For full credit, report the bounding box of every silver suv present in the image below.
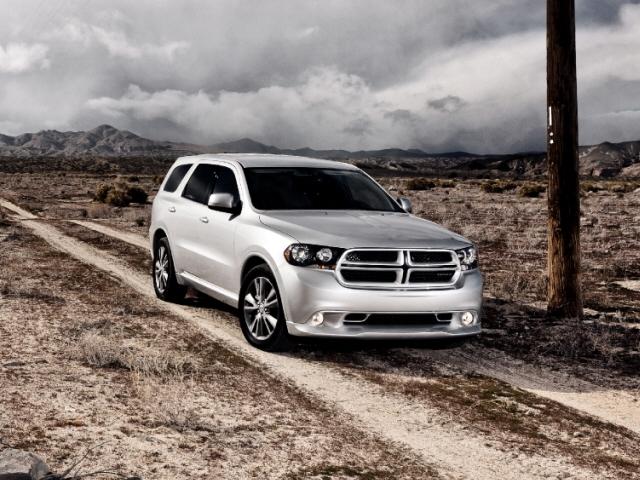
[150,154,482,350]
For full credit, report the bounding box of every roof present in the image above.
[174,153,358,170]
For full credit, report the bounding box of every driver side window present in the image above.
[212,166,240,201]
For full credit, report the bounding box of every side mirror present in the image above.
[397,197,412,213]
[208,193,241,214]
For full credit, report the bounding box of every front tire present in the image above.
[239,265,291,351]
[153,237,186,302]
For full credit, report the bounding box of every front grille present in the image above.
[409,270,456,283]
[345,250,400,264]
[341,269,399,283]
[337,248,459,288]
[409,251,454,264]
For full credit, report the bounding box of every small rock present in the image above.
[0,448,50,480]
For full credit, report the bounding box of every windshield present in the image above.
[244,167,403,212]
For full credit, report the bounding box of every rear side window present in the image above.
[163,164,192,192]
[182,164,217,204]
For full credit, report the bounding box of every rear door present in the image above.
[174,163,217,276]
[155,162,194,268]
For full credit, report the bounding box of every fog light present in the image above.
[461,311,475,326]
[309,312,324,326]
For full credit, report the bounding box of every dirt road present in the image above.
[3,198,639,479]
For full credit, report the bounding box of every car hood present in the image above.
[259,211,471,250]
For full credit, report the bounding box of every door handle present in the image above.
[168,206,176,213]
[199,216,209,223]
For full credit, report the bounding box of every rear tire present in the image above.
[239,264,291,351]
[153,237,186,302]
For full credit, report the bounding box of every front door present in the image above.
[197,165,241,296]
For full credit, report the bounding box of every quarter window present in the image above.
[162,164,192,192]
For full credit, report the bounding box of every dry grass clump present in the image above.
[488,269,548,302]
[537,321,621,365]
[434,179,456,188]
[517,183,546,198]
[134,378,209,432]
[94,182,148,207]
[81,204,111,218]
[581,180,640,195]
[74,332,197,378]
[121,209,151,228]
[481,180,517,194]
[606,181,640,193]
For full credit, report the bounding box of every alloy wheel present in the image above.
[243,276,280,340]
[154,245,169,294]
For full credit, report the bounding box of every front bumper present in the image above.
[275,263,483,339]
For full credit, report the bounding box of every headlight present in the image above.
[284,244,344,269]
[456,246,478,271]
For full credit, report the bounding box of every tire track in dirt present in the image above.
[64,217,640,437]
[1,200,599,480]
[70,220,149,250]
[417,346,640,436]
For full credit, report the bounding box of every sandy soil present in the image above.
[54,213,640,437]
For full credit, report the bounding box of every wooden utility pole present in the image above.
[546,0,583,319]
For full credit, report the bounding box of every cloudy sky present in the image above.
[1,0,639,153]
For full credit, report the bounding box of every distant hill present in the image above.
[0,124,639,177]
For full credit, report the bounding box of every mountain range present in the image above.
[1,124,639,177]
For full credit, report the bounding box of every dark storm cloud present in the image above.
[427,96,467,113]
[0,0,639,152]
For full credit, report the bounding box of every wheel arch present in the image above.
[152,227,168,252]
[241,254,272,282]
[239,254,277,306]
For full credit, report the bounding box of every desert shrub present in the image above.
[481,180,517,194]
[127,175,140,182]
[126,185,148,204]
[518,183,546,198]
[93,182,148,207]
[134,216,145,227]
[407,178,435,190]
[94,183,112,202]
[105,187,131,207]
